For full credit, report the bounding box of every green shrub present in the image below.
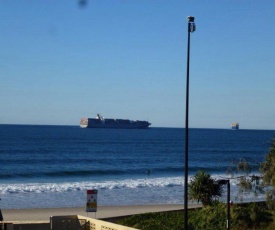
[117,202,273,230]
[189,202,227,230]
[117,211,185,230]
[232,202,273,229]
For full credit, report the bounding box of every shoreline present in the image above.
[2,204,202,222]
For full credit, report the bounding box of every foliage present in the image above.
[188,202,227,230]
[117,211,185,230]
[226,138,275,204]
[236,158,251,174]
[232,202,273,229]
[227,158,251,177]
[227,158,263,201]
[260,137,275,210]
[266,190,275,210]
[117,202,274,230]
[188,170,223,206]
[260,138,275,186]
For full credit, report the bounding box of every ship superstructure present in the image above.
[231,122,239,130]
[80,114,151,129]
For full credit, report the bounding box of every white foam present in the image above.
[0,175,267,204]
[0,177,184,194]
[0,175,268,209]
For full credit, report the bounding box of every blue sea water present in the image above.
[0,125,274,209]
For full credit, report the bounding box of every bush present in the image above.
[188,202,227,230]
[117,211,185,230]
[232,202,273,229]
[117,202,273,230]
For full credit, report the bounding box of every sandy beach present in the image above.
[2,204,202,222]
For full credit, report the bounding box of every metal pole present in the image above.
[0,198,3,222]
[184,16,195,230]
[227,181,230,230]
[184,20,191,230]
[216,179,230,230]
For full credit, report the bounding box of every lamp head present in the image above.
[187,16,195,22]
[215,179,229,185]
[187,16,196,32]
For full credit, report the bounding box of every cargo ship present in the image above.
[80,114,151,129]
[231,122,239,130]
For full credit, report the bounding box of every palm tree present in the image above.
[188,170,223,206]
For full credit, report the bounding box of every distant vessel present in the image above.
[231,123,239,130]
[80,114,151,129]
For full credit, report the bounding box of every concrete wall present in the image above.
[1,214,138,230]
[1,222,49,230]
[13,223,49,230]
[50,215,138,230]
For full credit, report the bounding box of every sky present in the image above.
[0,0,275,129]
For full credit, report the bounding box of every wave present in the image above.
[0,173,262,195]
[0,169,130,179]
[0,177,184,194]
[0,163,259,180]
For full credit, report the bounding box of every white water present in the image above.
[0,175,266,209]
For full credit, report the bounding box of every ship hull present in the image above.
[80,117,151,129]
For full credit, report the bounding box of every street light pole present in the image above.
[184,16,195,230]
[215,179,231,230]
[227,180,231,230]
[0,198,3,222]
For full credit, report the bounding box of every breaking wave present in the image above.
[0,176,184,194]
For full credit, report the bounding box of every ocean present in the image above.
[0,125,274,209]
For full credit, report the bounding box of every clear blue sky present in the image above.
[1,0,275,129]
